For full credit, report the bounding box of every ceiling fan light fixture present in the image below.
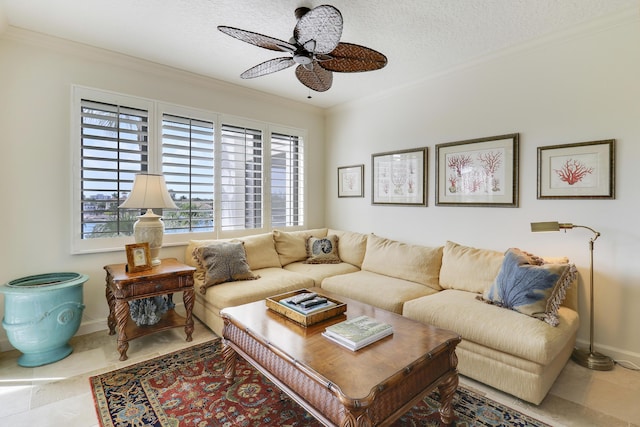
[293,53,313,65]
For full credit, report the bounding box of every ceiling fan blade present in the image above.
[295,61,333,92]
[218,26,295,53]
[240,58,295,79]
[320,42,388,73]
[294,5,343,54]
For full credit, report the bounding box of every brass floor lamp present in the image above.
[531,221,614,371]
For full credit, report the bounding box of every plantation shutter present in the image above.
[80,99,148,239]
[161,114,215,233]
[220,124,263,230]
[271,132,304,227]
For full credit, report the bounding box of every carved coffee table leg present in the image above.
[183,288,194,342]
[114,299,130,361]
[339,408,372,427]
[223,342,237,385]
[438,372,459,425]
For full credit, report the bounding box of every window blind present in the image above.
[161,114,215,233]
[220,124,263,230]
[271,132,304,227]
[80,99,148,239]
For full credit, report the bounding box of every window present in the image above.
[271,132,304,227]
[220,124,263,230]
[161,114,215,234]
[72,87,306,253]
[79,99,149,240]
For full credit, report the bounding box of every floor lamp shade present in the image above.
[119,174,178,266]
[530,221,614,371]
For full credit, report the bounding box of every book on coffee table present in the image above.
[323,315,393,351]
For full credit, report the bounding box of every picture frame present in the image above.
[436,133,519,207]
[537,139,615,199]
[337,164,364,198]
[372,147,427,206]
[125,242,152,273]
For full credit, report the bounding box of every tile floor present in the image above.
[0,317,638,427]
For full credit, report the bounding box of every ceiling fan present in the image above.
[218,4,387,93]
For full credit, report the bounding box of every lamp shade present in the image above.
[119,174,178,210]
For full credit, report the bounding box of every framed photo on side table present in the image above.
[537,139,615,199]
[436,133,519,207]
[337,164,364,197]
[125,242,152,273]
[372,147,427,206]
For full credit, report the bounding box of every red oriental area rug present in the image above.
[90,339,550,427]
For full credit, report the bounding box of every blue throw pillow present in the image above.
[481,248,576,326]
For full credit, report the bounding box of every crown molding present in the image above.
[2,26,323,115]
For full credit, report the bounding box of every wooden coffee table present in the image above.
[221,289,461,426]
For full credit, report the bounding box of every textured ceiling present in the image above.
[1,0,638,108]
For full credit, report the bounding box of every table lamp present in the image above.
[530,221,614,370]
[119,174,178,266]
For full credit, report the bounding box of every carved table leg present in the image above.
[106,281,116,335]
[339,408,372,427]
[438,372,459,425]
[222,341,237,385]
[183,288,194,342]
[114,299,130,361]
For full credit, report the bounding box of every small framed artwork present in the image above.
[537,139,615,199]
[436,133,519,207]
[372,147,427,206]
[338,164,364,197]
[125,242,152,273]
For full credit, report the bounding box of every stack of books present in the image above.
[322,315,393,351]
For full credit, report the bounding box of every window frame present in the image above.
[71,86,307,254]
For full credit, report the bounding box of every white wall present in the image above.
[0,29,326,349]
[325,11,640,365]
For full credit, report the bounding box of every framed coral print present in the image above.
[537,139,615,199]
[338,164,364,197]
[125,242,152,273]
[372,147,427,206]
[436,133,519,207]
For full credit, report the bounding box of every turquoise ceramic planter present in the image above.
[1,272,87,367]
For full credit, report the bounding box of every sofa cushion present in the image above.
[305,235,341,264]
[360,234,443,291]
[273,228,328,266]
[481,248,577,326]
[402,289,579,365]
[284,261,359,286]
[193,241,259,293]
[198,267,314,310]
[240,232,281,269]
[321,270,439,314]
[439,241,504,293]
[327,229,368,268]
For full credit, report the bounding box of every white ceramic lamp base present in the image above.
[133,209,165,266]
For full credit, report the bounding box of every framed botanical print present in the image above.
[537,139,615,199]
[436,133,519,207]
[338,164,364,197]
[372,147,427,206]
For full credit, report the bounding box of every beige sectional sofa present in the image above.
[184,228,579,405]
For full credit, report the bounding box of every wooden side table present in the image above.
[104,258,196,361]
